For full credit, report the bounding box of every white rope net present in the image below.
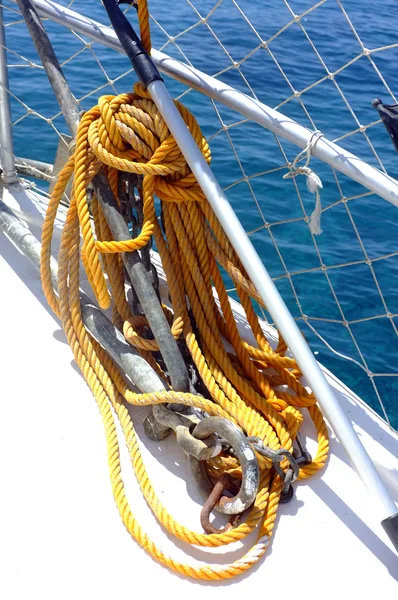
[1,0,397,429]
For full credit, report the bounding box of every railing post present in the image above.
[0,4,17,184]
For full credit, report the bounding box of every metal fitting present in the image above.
[145,404,222,461]
[249,436,301,503]
[294,431,312,465]
[200,473,241,534]
[190,417,260,515]
[146,409,260,515]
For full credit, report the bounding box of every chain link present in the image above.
[248,436,302,503]
[118,172,160,315]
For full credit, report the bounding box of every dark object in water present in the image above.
[372,98,398,154]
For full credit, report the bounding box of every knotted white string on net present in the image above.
[283,130,324,235]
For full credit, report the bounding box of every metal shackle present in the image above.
[191,417,260,515]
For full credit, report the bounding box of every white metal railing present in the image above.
[0,3,16,182]
[10,0,398,207]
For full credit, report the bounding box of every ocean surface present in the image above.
[4,0,398,427]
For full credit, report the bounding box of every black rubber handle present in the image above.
[381,512,398,553]
[102,0,163,87]
[372,98,398,154]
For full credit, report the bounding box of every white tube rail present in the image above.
[0,4,16,183]
[12,0,398,207]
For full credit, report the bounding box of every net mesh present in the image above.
[1,0,398,429]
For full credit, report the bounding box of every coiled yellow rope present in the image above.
[40,0,329,580]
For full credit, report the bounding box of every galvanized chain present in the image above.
[248,434,311,503]
[118,171,160,315]
[248,437,296,501]
[118,173,207,396]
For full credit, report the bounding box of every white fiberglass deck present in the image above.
[0,183,397,597]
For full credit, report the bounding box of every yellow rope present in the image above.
[40,0,329,580]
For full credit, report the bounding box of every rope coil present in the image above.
[40,0,329,580]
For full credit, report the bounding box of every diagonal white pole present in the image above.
[148,79,397,521]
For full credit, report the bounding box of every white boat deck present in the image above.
[1,183,397,598]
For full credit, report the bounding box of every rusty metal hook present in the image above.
[200,473,241,534]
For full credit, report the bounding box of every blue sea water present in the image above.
[3,0,398,426]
